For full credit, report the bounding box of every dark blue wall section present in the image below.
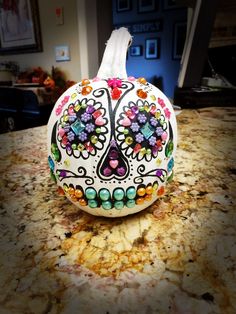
[112,0,187,99]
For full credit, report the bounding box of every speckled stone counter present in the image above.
[0,107,236,314]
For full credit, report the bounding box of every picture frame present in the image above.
[172,22,187,60]
[55,45,70,62]
[145,38,160,59]
[163,0,183,10]
[137,0,158,13]
[0,0,42,55]
[130,45,143,56]
[116,0,132,12]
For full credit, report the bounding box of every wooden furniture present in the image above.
[0,86,53,133]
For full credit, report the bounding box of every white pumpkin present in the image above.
[47,28,177,217]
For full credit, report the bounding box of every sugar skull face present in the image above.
[47,77,177,217]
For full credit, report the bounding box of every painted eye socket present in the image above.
[57,98,108,159]
[116,99,168,161]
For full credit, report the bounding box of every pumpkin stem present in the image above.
[97,27,132,79]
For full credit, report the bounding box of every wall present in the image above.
[0,0,81,81]
[112,0,187,98]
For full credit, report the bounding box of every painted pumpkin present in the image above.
[47,28,177,217]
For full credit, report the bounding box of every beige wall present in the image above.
[0,0,82,81]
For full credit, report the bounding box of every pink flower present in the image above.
[56,95,70,115]
[128,76,136,81]
[62,95,70,105]
[92,77,101,82]
[108,78,122,89]
[56,105,62,115]
[158,97,165,108]
[164,108,171,119]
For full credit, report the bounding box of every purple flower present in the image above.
[63,123,70,133]
[135,133,144,143]
[130,122,140,132]
[81,112,91,122]
[78,132,87,142]
[85,123,95,133]
[68,114,77,123]
[149,136,156,146]
[150,117,158,127]
[137,113,147,124]
[156,127,163,136]
[67,131,75,142]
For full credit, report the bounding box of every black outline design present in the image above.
[97,143,130,181]
[165,121,174,157]
[57,97,108,159]
[94,80,135,181]
[134,165,167,184]
[51,121,62,162]
[116,99,168,161]
[51,79,175,191]
[56,167,94,185]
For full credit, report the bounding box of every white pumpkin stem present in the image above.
[97,27,132,79]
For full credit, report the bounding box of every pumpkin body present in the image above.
[47,28,177,217]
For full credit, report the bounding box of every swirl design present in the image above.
[134,165,167,184]
[56,166,94,185]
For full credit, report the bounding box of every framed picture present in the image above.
[116,0,132,12]
[130,45,142,56]
[55,45,70,62]
[172,22,187,59]
[138,0,158,13]
[0,0,42,55]
[145,38,160,59]
[163,0,184,10]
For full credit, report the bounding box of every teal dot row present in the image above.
[85,187,137,210]
[88,199,136,210]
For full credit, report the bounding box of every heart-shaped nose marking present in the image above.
[109,160,118,169]
[97,140,129,181]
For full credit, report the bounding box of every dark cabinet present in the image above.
[0,87,52,133]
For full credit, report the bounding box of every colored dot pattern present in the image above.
[62,182,163,210]
[50,77,176,215]
[57,85,108,159]
[117,99,168,161]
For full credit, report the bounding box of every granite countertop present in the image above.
[0,107,236,314]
